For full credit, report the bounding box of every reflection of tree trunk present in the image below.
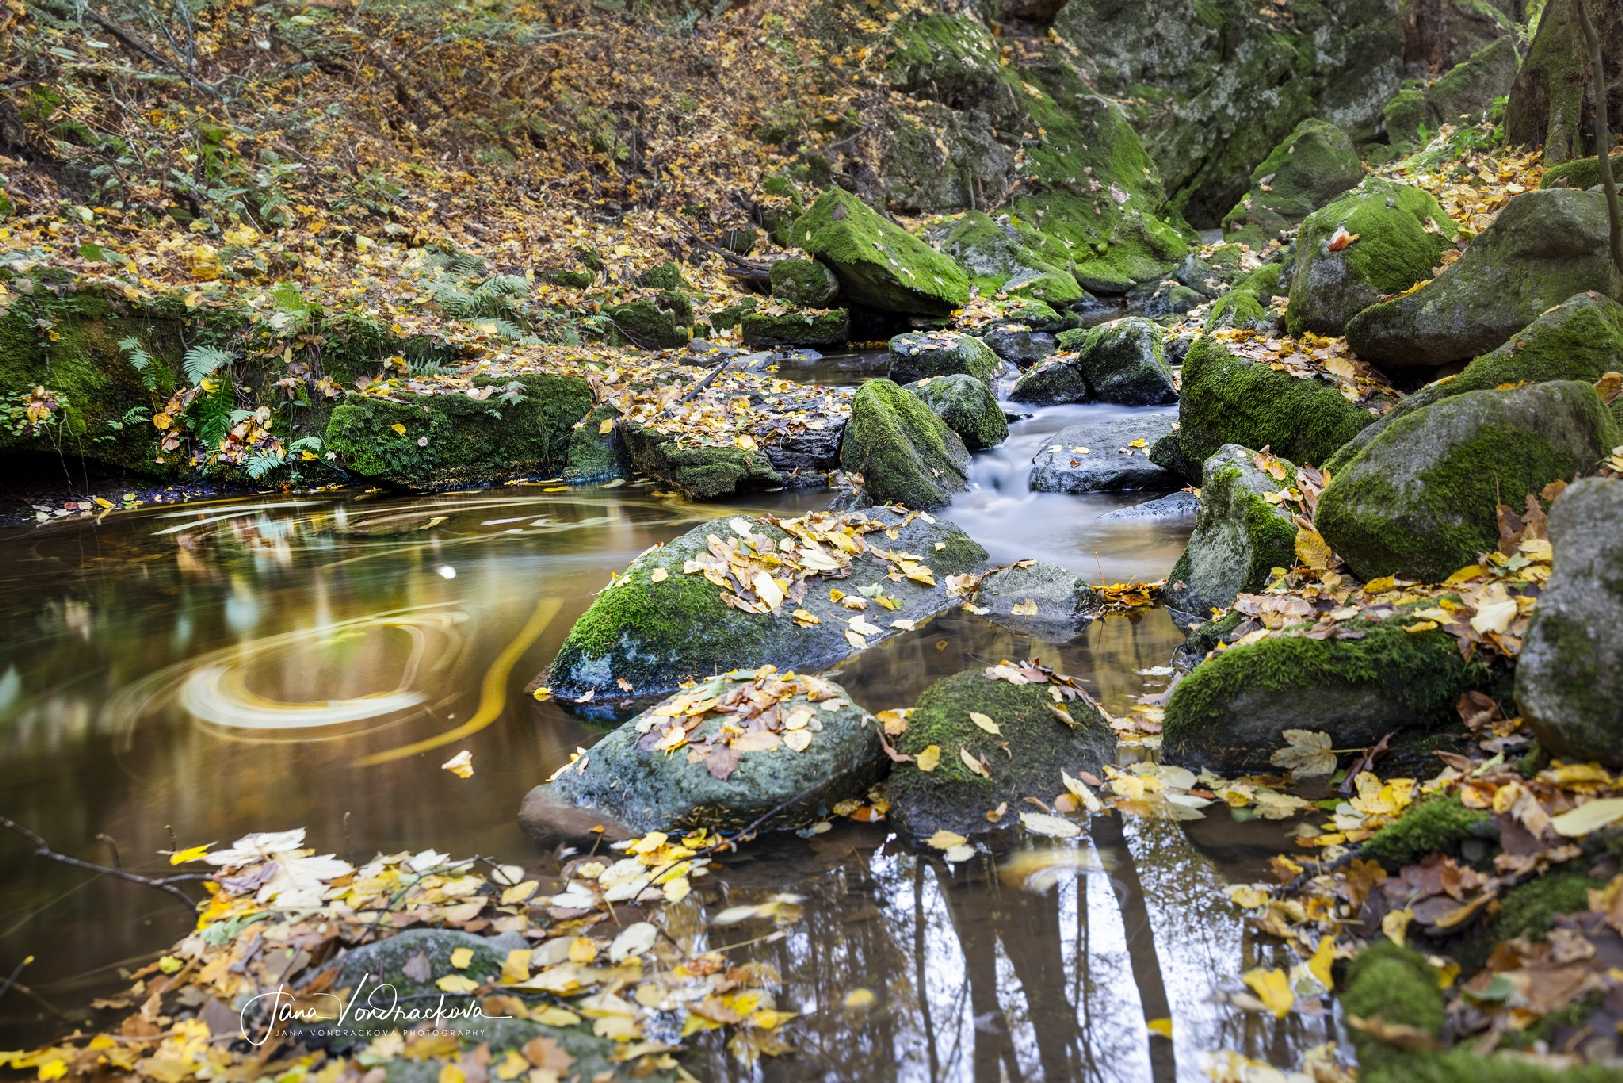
[1093,814,1177,1083]
[913,858,940,1081]
[940,863,1019,1081]
[994,877,1079,1082]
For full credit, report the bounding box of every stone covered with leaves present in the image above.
[1164,445,1298,620]
[841,379,971,509]
[887,330,1000,385]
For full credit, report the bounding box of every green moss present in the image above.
[706,297,758,332]
[621,428,782,499]
[840,379,968,509]
[564,403,625,484]
[1220,117,1364,240]
[885,13,1000,101]
[1492,870,1602,943]
[635,260,689,291]
[606,293,691,349]
[929,211,1085,305]
[1362,795,1491,868]
[792,188,969,315]
[740,308,848,347]
[888,331,1000,384]
[1341,941,1444,1073]
[906,374,1008,450]
[768,258,839,307]
[1383,85,1431,147]
[1364,1049,1623,1083]
[1177,336,1374,466]
[1202,287,1271,331]
[1540,151,1623,190]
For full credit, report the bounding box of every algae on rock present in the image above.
[840,379,971,509]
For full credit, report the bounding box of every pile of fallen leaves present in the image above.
[632,666,853,774]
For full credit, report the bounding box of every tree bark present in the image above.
[1573,0,1623,279]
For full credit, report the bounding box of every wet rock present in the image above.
[1284,179,1456,336]
[1163,445,1298,620]
[1007,350,1090,405]
[521,671,884,840]
[1149,429,1201,484]
[1162,614,1492,774]
[905,373,1008,450]
[619,424,782,500]
[1221,118,1366,245]
[1346,189,1623,369]
[1028,408,1180,494]
[324,374,594,489]
[1316,381,1619,582]
[740,308,849,348]
[1175,244,1246,297]
[1517,479,1623,767]
[761,425,846,482]
[1098,490,1200,524]
[790,188,970,316]
[971,560,1095,640]
[1174,336,1374,468]
[887,330,1000,384]
[540,507,988,706]
[981,322,1058,367]
[1124,279,1202,318]
[564,403,629,484]
[842,379,971,509]
[1326,291,1623,473]
[1054,317,1176,405]
[768,258,839,307]
[887,668,1115,840]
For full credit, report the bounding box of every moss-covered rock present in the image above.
[1162,615,1491,774]
[981,321,1059,367]
[1029,408,1181,494]
[885,12,1002,104]
[1202,287,1273,332]
[740,308,849,348]
[791,188,970,316]
[1051,317,1176,405]
[1346,189,1623,369]
[619,424,782,500]
[905,373,1008,450]
[1007,351,1090,405]
[1382,84,1432,147]
[1492,868,1604,943]
[1426,37,1520,125]
[323,374,593,489]
[1362,794,1493,869]
[887,669,1115,839]
[606,292,692,349]
[840,379,971,509]
[887,330,1000,384]
[1316,381,1618,582]
[705,296,758,333]
[1220,118,1365,244]
[768,258,839,307]
[1284,179,1456,335]
[1174,336,1375,467]
[926,211,1085,306]
[1540,151,1623,191]
[635,259,690,291]
[564,403,627,484]
[540,508,988,705]
[1163,445,1298,619]
[1517,478,1623,766]
[1341,941,1445,1075]
[1326,291,1623,472]
[522,671,884,838]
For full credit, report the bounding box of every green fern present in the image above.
[118,336,159,391]
[246,451,284,480]
[183,344,234,385]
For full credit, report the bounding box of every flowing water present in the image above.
[0,403,1324,1079]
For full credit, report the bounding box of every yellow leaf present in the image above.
[157,955,183,974]
[968,711,1001,735]
[390,423,407,436]
[441,750,474,779]
[436,974,479,994]
[1382,909,1413,947]
[1146,1017,1174,1038]
[1226,885,1269,909]
[1307,936,1335,991]
[500,949,532,984]
[168,843,211,865]
[568,937,598,963]
[500,880,538,906]
[1551,798,1623,837]
[926,829,968,850]
[1294,528,1333,571]
[844,988,876,1010]
[649,567,669,584]
[1242,967,1294,1017]
[960,747,990,778]
[916,744,941,772]
[598,417,615,434]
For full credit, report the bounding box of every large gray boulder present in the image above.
[1028,408,1180,494]
[1316,381,1620,582]
[1163,445,1298,620]
[1346,189,1623,369]
[905,373,1009,450]
[841,379,972,509]
[521,671,885,839]
[888,330,1001,384]
[540,507,989,706]
[1517,479,1623,767]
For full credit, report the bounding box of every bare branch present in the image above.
[0,816,205,909]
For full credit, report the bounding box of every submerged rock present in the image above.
[740,308,849,348]
[1346,189,1623,368]
[841,379,971,509]
[1028,408,1179,494]
[1163,445,1298,620]
[541,507,988,706]
[1326,291,1623,473]
[1284,179,1455,336]
[768,258,840,307]
[324,374,593,489]
[1316,381,1618,582]
[1162,616,1491,774]
[1098,490,1200,523]
[887,330,1000,384]
[972,560,1095,640]
[1517,479,1623,767]
[1221,118,1366,244]
[905,373,1008,450]
[521,670,884,840]
[1054,317,1176,405]
[887,668,1115,839]
[1174,336,1374,467]
[791,188,970,315]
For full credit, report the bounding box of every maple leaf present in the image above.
[1269,729,1337,780]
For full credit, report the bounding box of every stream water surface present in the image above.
[0,399,1329,1080]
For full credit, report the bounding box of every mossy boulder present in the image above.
[1425,38,1520,126]
[1381,84,1431,147]
[768,258,839,307]
[887,669,1116,840]
[1202,287,1273,332]
[323,375,593,489]
[972,560,1095,641]
[1492,869,1604,943]
[1285,179,1456,335]
[887,330,1000,384]
[1163,445,1298,620]
[740,308,849,348]
[635,260,690,291]
[1326,291,1623,472]
[606,293,691,349]
[981,321,1059,367]
[885,12,1002,104]
[791,188,970,316]
[1174,336,1375,467]
[521,671,884,839]
[1028,408,1180,494]
[840,379,971,509]
[1163,614,1491,774]
[1315,381,1618,582]
[1517,478,1623,766]
[1362,794,1492,869]
[1541,151,1623,191]
[540,508,988,706]
[1346,189,1623,369]
[1007,351,1090,405]
[1053,317,1176,405]
[1341,942,1445,1075]
[1220,118,1365,244]
[619,425,782,500]
[564,403,628,484]
[926,211,1085,306]
[905,373,1008,450]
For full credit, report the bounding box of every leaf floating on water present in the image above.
[1241,967,1294,1017]
[1146,1017,1174,1039]
[1019,811,1081,838]
[441,751,474,779]
[926,829,967,851]
[844,988,877,1011]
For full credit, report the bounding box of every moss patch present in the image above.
[840,378,969,509]
[1341,941,1445,1074]
[1362,795,1491,868]
[792,188,969,315]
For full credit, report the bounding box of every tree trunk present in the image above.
[1506,0,1623,162]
